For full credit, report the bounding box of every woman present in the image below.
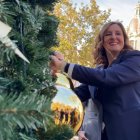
[50,21,140,140]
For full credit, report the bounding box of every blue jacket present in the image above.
[72,50,140,140]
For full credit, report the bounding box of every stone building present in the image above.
[127,2,140,50]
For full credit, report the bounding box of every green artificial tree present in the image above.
[0,0,74,140]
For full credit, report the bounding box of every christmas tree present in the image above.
[0,0,73,139]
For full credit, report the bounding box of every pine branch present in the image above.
[0,76,11,89]
[0,92,52,140]
[0,1,15,24]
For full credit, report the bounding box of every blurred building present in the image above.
[127,2,140,50]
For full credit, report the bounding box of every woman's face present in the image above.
[103,24,124,56]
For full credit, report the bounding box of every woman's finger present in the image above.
[53,51,64,60]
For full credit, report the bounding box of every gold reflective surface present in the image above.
[51,73,84,132]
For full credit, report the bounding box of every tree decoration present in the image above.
[0,21,30,63]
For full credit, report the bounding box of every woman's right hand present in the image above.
[50,51,66,75]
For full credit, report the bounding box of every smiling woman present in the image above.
[102,24,125,65]
[50,21,140,140]
[94,21,132,67]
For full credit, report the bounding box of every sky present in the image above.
[71,0,139,27]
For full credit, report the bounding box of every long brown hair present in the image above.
[93,21,133,67]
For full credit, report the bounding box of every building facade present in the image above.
[127,2,140,50]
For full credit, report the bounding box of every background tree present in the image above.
[0,0,73,140]
[53,0,83,63]
[53,0,111,66]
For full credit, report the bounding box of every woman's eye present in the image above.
[105,32,122,36]
[105,33,111,36]
[116,32,121,35]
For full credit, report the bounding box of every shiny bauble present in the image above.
[51,73,84,132]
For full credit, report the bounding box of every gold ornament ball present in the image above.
[51,73,84,132]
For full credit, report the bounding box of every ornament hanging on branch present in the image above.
[0,21,30,63]
[51,73,84,133]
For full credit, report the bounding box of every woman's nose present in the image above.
[111,33,116,39]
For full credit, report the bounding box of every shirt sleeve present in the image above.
[68,54,140,88]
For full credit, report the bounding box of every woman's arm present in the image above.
[74,84,91,102]
[68,54,140,87]
[50,51,140,88]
